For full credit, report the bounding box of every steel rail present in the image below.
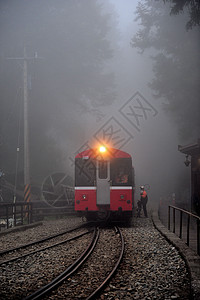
[0,229,93,266]
[0,222,91,256]
[86,226,125,300]
[24,227,99,300]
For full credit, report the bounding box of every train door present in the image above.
[96,160,110,205]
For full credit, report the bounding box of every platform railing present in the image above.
[168,205,200,255]
[0,202,32,230]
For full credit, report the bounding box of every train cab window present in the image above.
[110,158,132,186]
[115,167,128,184]
[75,158,96,186]
[98,160,108,179]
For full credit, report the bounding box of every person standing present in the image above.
[137,199,142,217]
[140,186,148,217]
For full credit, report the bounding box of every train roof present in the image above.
[75,148,131,159]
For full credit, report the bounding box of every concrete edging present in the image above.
[151,211,200,300]
[0,221,43,236]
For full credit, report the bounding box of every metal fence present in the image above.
[0,202,32,230]
[168,205,200,255]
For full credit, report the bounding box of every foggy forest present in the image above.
[0,0,199,208]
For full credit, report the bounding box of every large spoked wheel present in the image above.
[41,172,74,207]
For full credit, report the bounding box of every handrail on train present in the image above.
[168,205,200,256]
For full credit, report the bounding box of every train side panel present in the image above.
[75,189,97,211]
[75,188,133,212]
[110,188,133,211]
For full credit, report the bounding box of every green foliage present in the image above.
[132,0,200,142]
[164,0,200,30]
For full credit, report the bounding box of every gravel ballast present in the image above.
[98,218,190,300]
[0,216,190,299]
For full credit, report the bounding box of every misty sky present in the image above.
[110,0,137,29]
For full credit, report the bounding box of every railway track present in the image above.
[1,218,191,300]
[0,223,91,266]
[24,227,99,300]
[0,224,124,300]
[23,226,124,300]
[86,226,124,300]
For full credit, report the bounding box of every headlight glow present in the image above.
[99,146,106,153]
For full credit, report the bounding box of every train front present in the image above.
[75,146,134,221]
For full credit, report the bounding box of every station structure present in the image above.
[178,138,200,216]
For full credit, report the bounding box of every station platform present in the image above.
[152,211,200,300]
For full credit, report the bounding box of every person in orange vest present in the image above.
[140,186,148,217]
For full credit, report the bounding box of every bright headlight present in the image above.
[99,146,106,153]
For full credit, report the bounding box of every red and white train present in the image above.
[75,146,134,221]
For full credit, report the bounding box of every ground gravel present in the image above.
[49,227,121,299]
[0,216,190,300]
[0,217,83,251]
[97,217,190,300]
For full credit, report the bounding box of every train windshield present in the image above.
[75,158,96,186]
[110,158,132,186]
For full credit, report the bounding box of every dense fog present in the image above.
[0,0,199,209]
